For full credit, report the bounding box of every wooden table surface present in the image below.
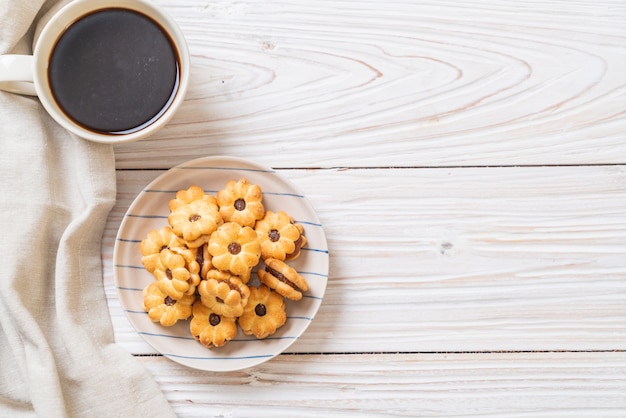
[103,1,626,416]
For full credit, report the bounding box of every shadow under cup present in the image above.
[34,1,189,143]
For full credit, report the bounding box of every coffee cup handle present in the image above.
[0,55,37,96]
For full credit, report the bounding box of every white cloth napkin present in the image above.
[0,2,176,416]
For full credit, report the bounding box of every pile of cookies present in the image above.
[139,178,309,349]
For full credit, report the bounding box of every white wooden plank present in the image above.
[112,0,626,168]
[94,1,626,415]
[103,166,626,354]
[137,351,626,417]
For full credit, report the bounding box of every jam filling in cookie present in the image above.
[209,313,221,326]
[285,234,305,261]
[255,303,267,316]
[228,242,241,254]
[265,266,297,289]
[196,244,204,266]
[257,258,309,301]
[234,198,246,211]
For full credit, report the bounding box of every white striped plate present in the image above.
[113,156,329,371]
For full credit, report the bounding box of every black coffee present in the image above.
[48,8,179,134]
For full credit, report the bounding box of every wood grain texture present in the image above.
[110,0,626,169]
[137,352,626,417]
[104,166,626,354]
[100,1,626,414]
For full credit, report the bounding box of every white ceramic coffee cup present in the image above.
[0,0,190,144]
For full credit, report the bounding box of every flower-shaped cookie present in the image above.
[139,226,190,273]
[255,210,306,261]
[168,195,222,247]
[143,282,195,326]
[190,301,238,348]
[216,178,265,228]
[153,249,192,300]
[198,270,250,318]
[238,285,286,339]
[208,222,261,276]
[169,185,212,212]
